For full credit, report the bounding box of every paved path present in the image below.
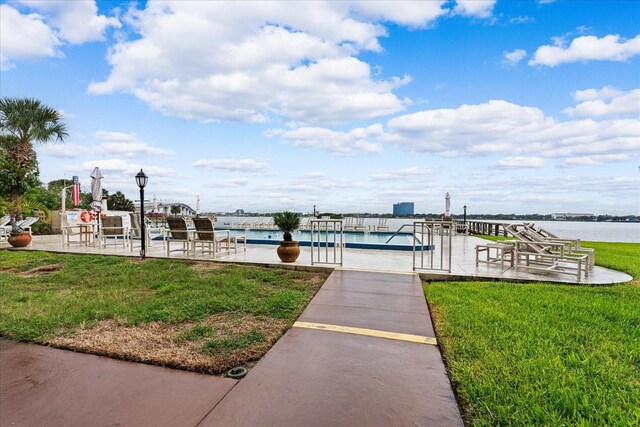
[1,270,463,426]
[0,339,236,427]
[202,269,463,426]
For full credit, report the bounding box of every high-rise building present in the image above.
[393,202,414,216]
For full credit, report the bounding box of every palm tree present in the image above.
[107,191,135,211]
[0,98,68,233]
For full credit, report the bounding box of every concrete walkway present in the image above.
[202,269,463,426]
[0,339,236,426]
[1,270,463,426]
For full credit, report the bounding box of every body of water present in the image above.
[214,216,640,243]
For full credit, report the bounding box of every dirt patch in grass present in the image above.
[47,313,289,374]
[188,262,226,273]
[19,263,63,277]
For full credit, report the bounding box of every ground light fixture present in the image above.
[135,169,148,259]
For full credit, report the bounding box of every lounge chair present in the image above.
[376,218,389,232]
[343,217,354,231]
[522,223,595,268]
[99,215,128,249]
[192,217,231,258]
[14,217,38,235]
[0,214,11,242]
[353,217,366,232]
[166,217,193,257]
[506,224,589,281]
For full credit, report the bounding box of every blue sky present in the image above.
[1,0,639,215]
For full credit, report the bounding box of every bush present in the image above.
[30,222,53,235]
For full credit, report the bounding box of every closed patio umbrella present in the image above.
[90,167,103,213]
[445,192,451,217]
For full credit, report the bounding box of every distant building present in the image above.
[152,202,196,217]
[551,213,595,220]
[393,202,414,216]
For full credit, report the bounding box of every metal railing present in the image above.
[384,223,414,244]
[413,221,453,272]
[310,219,343,266]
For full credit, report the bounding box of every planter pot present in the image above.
[277,240,300,263]
[8,232,32,248]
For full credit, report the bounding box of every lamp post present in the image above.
[463,205,467,224]
[135,169,148,259]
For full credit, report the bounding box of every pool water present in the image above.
[219,228,428,251]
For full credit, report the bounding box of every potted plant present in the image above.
[0,98,68,247]
[273,211,301,262]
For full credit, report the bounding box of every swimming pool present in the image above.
[218,228,432,251]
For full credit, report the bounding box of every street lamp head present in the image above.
[135,169,148,189]
[463,205,467,210]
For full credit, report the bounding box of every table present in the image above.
[79,223,97,247]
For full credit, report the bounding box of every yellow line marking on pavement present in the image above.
[293,322,437,346]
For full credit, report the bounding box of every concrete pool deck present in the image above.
[6,233,632,285]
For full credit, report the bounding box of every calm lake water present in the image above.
[215,217,640,243]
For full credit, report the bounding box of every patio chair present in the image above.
[128,212,161,253]
[192,217,232,258]
[0,214,10,227]
[99,215,128,249]
[166,217,193,257]
[376,218,389,232]
[505,224,589,281]
[353,217,366,231]
[61,213,83,246]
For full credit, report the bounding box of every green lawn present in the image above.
[425,241,640,426]
[0,251,327,373]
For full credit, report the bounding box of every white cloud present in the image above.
[349,1,449,28]
[502,49,527,66]
[94,131,175,157]
[453,0,496,18]
[562,154,630,166]
[209,177,250,187]
[38,143,88,158]
[193,158,269,172]
[65,159,177,177]
[562,87,640,118]
[529,34,640,66]
[372,166,434,181]
[85,1,444,125]
[509,16,534,24]
[383,99,640,160]
[18,0,120,44]
[267,124,383,156]
[495,156,546,169]
[0,4,61,70]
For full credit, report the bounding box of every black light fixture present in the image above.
[463,205,467,224]
[135,169,148,259]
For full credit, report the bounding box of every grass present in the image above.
[425,241,640,425]
[0,251,328,373]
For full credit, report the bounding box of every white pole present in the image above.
[61,188,66,213]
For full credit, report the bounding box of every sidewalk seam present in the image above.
[194,379,240,427]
